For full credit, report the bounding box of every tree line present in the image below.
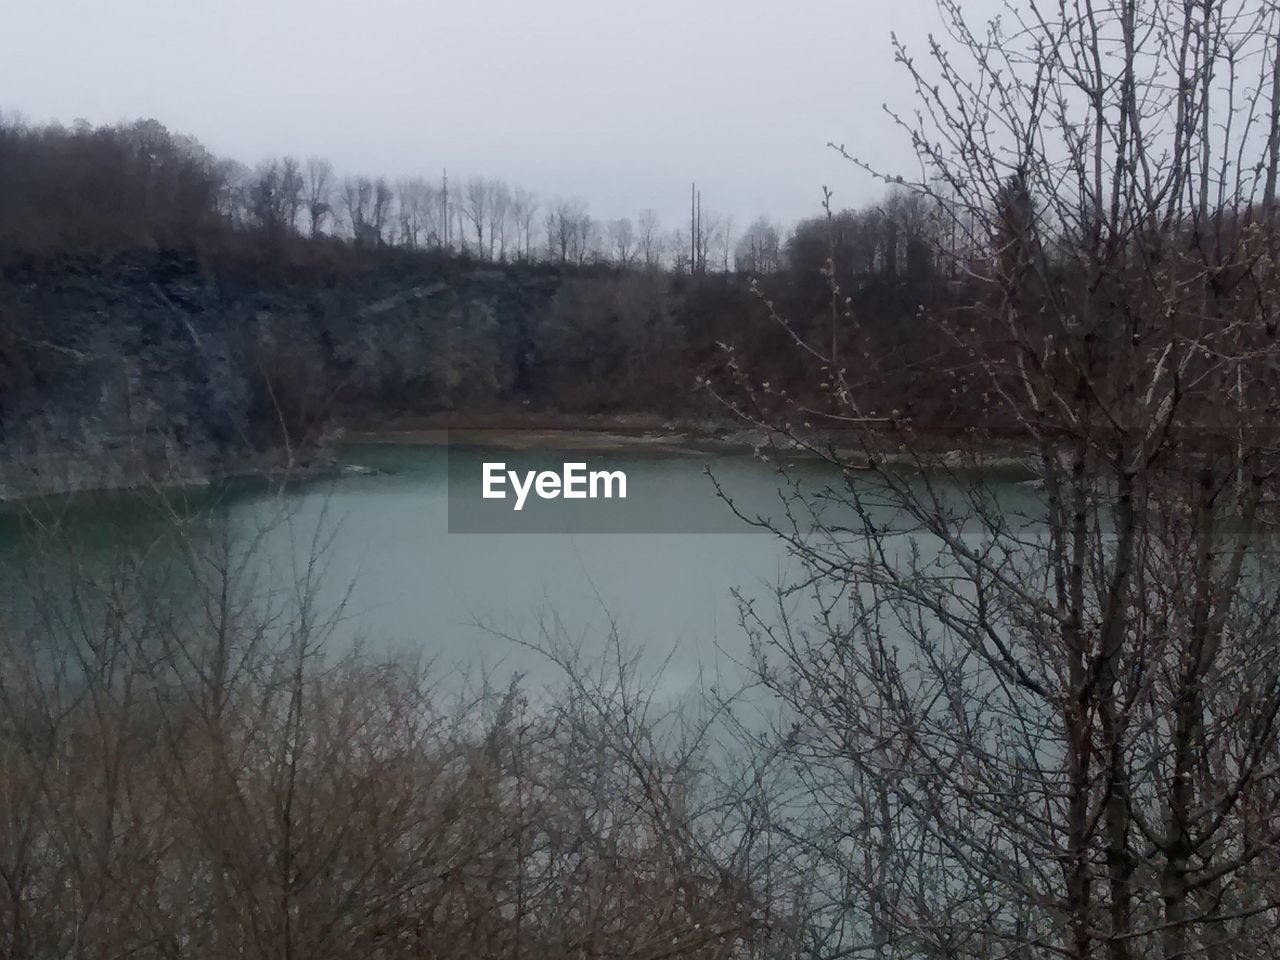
[0,110,985,428]
[0,113,759,271]
[0,112,958,283]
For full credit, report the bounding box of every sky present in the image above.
[1,0,982,231]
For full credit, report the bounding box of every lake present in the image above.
[0,441,823,694]
[0,439,1043,698]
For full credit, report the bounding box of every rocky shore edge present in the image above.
[0,413,1038,504]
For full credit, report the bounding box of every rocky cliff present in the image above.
[0,250,562,497]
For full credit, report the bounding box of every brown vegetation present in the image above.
[713,1,1280,958]
[0,503,759,960]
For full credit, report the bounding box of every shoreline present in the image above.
[0,414,1037,504]
[336,414,1036,475]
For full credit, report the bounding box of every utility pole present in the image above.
[442,168,450,249]
[691,183,701,277]
[689,182,706,276]
[696,189,702,274]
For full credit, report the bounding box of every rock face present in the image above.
[0,251,561,497]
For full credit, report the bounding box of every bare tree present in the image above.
[717,3,1280,959]
[607,217,635,267]
[638,208,664,268]
[546,199,582,265]
[734,216,782,274]
[511,186,538,260]
[464,177,490,259]
[247,157,303,234]
[488,179,511,260]
[341,175,374,245]
[701,213,723,274]
[667,227,690,275]
[304,156,334,237]
[371,177,393,247]
[396,177,434,248]
[452,195,468,255]
[279,156,304,232]
[571,207,595,267]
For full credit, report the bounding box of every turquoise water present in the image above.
[0,445,812,693]
[0,442,1043,696]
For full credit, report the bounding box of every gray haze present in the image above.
[2,0,968,228]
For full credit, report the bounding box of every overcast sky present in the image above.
[2,0,978,230]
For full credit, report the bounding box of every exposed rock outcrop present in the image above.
[0,251,561,497]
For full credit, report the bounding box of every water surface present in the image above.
[0,441,1041,695]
